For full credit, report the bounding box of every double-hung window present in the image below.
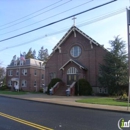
[34,81,37,87]
[22,69,27,76]
[8,70,13,76]
[34,70,37,76]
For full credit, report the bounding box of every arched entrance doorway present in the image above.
[67,67,78,85]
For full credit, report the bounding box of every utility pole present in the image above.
[126,8,130,111]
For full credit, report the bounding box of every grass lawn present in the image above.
[76,97,128,107]
[0,90,27,95]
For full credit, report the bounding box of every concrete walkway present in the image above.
[0,93,130,113]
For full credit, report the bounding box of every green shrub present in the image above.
[75,79,92,95]
[122,93,128,99]
[0,85,9,91]
[118,92,128,101]
[47,78,62,94]
[39,88,43,93]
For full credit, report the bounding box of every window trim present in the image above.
[8,70,13,76]
[16,70,19,76]
[22,69,27,76]
[70,45,81,58]
[34,80,37,87]
[21,80,27,87]
[50,72,56,79]
[8,80,12,87]
[42,74,44,80]
[34,70,37,76]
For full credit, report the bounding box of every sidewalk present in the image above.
[0,93,130,113]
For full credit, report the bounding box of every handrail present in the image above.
[66,82,76,92]
[49,82,59,95]
[70,82,76,88]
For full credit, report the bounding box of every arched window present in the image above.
[67,67,78,74]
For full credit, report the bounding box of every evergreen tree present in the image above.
[0,66,5,80]
[25,48,35,59]
[32,50,36,59]
[37,46,49,62]
[98,36,128,95]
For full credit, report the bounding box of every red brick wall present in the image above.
[6,66,44,92]
[45,30,107,93]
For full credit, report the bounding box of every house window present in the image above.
[34,81,37,87]
[20,60,24,65]
[8,80,12,87]
[104,88,107,93]
[8,70,13,76]
[50,72,56,79]
[22,69,27,76]
[39,62,42,67]
[70,46,81,58]
[14,61,17,66]
[42,74,44,80]
[99,88,102,93]
[34,70,37,76]
[41,82,45,87]
[21,80,27,87]
[16,70,19,76]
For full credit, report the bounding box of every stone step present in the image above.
[54,85,68,96]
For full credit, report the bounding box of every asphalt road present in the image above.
[0,96,129,130]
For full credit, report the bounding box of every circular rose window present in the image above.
[70,46,81,58]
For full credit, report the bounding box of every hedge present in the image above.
[75,79,92,95]
[47,78,62,94]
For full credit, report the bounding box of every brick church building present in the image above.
[45,26,107,95]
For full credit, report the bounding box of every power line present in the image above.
[0,0,93,35]
[0,0,72,30]
[0,0,62,28]
[0,7,124,52]
[44,7,125,33]
[78,8,125,27]
[0,0,117,43]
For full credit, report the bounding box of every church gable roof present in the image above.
[52,26,101,52]
[47,26,105,60]
[59,59,87,70]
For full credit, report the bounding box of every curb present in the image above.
[0,95,130,114]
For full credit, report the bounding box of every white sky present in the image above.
[0,0,129,67]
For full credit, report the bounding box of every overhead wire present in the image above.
[78,8,125,27]
[0,0,117,43]
[38,7,125,33]
[0,0,93,35]
[0,7,125,52]
[0,0,72,30]
[0,0,62,28]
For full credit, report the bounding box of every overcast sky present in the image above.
[0,0,129,67]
